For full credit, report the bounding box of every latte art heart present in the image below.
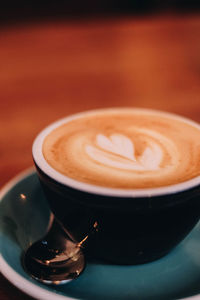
[85,133,163,171]
[42,109,200,189]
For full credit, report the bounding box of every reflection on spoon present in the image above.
[22,217,85,285]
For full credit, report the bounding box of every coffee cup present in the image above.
[32,108,200,264]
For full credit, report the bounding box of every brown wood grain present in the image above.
[0,13,200,300]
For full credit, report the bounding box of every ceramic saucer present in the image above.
[1,168,200,300]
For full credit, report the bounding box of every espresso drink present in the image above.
[43,108,200,190]
[33,108,200,264]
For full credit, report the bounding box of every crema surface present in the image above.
[42,109,200,189]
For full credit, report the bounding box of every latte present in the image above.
[42,108,200,189]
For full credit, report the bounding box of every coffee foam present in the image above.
[41,109,200,189]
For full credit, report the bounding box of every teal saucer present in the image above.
[1,168,200,300]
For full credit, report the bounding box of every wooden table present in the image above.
[0,12,200,300]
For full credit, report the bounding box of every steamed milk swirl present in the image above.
[43,109,200,189]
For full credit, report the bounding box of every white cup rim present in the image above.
[32,107,200,198]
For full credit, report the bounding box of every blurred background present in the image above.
[0,1,200,22]
[0,2,200,300]
[0,1,200,184]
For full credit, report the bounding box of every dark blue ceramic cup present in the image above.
[32,109,200,265]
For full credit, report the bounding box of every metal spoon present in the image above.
[22,217,86,285]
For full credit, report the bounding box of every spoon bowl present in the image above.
[22,218,85,285]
